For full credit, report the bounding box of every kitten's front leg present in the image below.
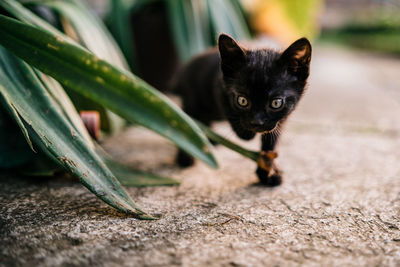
[256,132,283,186]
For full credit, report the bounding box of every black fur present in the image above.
[172,34,312,186]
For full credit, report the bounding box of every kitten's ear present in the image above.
[218,34,246,77]
[280,38,312,80]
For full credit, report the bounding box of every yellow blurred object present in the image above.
[242,0,322,46]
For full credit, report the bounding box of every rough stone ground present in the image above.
[1,46,400,266]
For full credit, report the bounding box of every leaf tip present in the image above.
[202,151,219,169]
[136,213,158,220]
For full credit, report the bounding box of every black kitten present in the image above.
[172,34,311,186]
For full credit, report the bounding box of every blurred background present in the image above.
[84,0,400,94]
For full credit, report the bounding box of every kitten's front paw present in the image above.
[256,167,283,187]
[176,150,194,167]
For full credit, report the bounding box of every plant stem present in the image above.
[196,120,259,162]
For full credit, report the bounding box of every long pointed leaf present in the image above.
[206,0,250,41]
[166,0,210,61]
[1,0,65,36]
[43,0,128,70]
[0,15,217,168]
[106,0,138,71]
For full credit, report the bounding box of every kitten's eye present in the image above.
[237,96,249,108]
[270,98,284,109]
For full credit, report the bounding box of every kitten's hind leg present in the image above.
[256,131,283,186]
[175,113,213,167]
[176,149,195,167]
[176,118,215,167]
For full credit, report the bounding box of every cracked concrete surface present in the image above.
[1,46,400,266]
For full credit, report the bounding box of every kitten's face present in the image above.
[218,34,312,140]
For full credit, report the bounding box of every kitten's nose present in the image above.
[250,113,266,126]
[249,114,275,132]
[249,117,264,127]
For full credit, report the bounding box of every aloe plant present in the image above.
[0,1,216,218]
[0,46,153,219]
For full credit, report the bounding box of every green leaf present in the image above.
[0,0,65,36]
[95,145,180,187]
[41,0,128,70]
[205,0,250,41]
[104,157,180,187]
[0,15,217,169]
[106,0,138,71]
[165,0,250,61]
[0,46,154,219]
[166,0,210,61]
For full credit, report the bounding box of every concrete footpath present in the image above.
[1,45,400,266]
